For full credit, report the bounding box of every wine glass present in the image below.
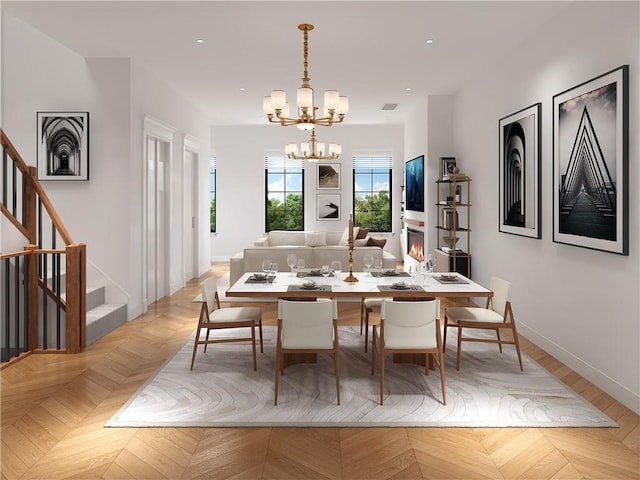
[287,254,297,276]
[363,254,374,276]
[408,265,417,284]
[296,258,306,276]
[269,262,278,283]
[330,260,342,285]
[373,258,383,277]
[426,253,437,274]
[321,264,331,284]
[261,259,272,277]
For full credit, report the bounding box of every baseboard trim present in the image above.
[518,323,640,415]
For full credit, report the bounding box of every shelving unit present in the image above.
[435,175,471,277]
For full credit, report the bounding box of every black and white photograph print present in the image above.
[553,65,628,255]
[498,103,541,239]
[37,112,89,181]
[316,194,340,220]
[317,163,340,189]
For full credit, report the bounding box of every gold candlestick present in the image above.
[344,214,359,283]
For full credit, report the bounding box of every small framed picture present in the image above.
[37,111,89,181]
[317,163,340,189]
[440,157,456,179]
[317,194,340,220]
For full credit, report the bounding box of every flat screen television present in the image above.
[405,155,424,212]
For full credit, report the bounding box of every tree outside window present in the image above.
[209,156,216,232]
[353,156,392,232]
[265,155,304,231]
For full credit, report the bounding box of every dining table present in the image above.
[226,268,493,301]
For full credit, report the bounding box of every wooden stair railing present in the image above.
[1,129,86,363]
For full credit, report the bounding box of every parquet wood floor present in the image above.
[1,263,638,479]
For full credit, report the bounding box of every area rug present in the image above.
[106,326,616,428]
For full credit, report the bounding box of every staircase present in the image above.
[82,283,128,346]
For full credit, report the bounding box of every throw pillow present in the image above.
[339,226,360,246]
[354,238,369,246]
[356,227,369,239]
[305,231,327,247]
[366,237,387,248]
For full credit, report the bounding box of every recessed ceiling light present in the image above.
[405,87,412,91]
[239,87,246,91]
[425,39,435,45]
[196,38,205,44]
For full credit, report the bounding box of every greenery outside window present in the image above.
[353,155,392,232]
[265,154,304,231]
[209,156,216,232]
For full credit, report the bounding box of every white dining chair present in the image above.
[190,276,263,371]
[371,299,446,406]
[275,298,340,405]
[444,276,523,371]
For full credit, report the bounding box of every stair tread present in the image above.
[86,303,126,322]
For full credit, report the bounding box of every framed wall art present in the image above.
[317,193,340,220]
[405,155,424,212]
[440,157,456,180]
[317,163,340,189]
[498,103,541,239]
[37,112,89,181]
[552,65,628,255]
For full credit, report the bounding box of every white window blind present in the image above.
[353,155,393,169]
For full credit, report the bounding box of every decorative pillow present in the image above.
[305,231,327,247]
[366,237,387,248]
[354,238,369,246]
[339,226,360,246]
[356,228,369,239]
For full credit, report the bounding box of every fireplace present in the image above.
[407,228,424,262]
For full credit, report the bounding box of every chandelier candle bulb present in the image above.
[297,88,313,109]
[263,96,274,115]
[271,90,286,110]
[324,90,339,111]
[317,142,325,156]
[338,96,349,115]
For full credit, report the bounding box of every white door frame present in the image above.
[183,134,199,285]
[142,115,176,312]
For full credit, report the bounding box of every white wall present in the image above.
[451,1,639,412]
[210,124,404,260]
[2,13,212,320]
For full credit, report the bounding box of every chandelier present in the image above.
[263,23,349,131]
[285,129,341,162]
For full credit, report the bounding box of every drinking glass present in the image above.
[408,265,417,284]
[296,258,305,275]
[426,253,437,274]
[261,259,272,276]
[287,254,297,276]
[321,264,331,284]
[330,260,342,285]
[269,262,278,283]
[373,258,383,276]
[363,254,374,276]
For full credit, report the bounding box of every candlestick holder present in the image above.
[344,238,359,283]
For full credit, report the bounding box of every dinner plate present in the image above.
[439,275,457,282]
[391,282,410,290]
[382,270,399,276]
[300,285,319,290]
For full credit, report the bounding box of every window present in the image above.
[209,156,216,232]
[265,154,304,231]
[353,155,393,232]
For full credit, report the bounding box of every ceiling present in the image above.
[3,0,572,126]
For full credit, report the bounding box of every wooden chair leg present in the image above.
[364,309,370,352]
[456,325,463,371]
[438,350,447,405]
[259,319,264,353]
[274,349,280,406]
[370,326,377,376]
[496,329,503,353]
[190,326,202,371]
[379,347,385,405]
[360,300,365,335]
[512,324,524,371]
[251,324,257,371]
[203,329,211,353]
[442,319,448,352]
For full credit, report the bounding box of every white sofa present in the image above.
[229,230,397,286]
